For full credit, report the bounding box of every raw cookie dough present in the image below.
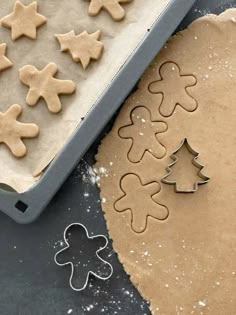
[0,104,39,157]
[87,0,133,21]
[19,63,76,113]
[1,1,47,40]
[0,43,12,72]
[95,9,236,314]
[56,30,104,69]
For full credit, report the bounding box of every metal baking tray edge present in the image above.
[0,0,196,223]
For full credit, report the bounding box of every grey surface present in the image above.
[0,0,196,224]
[0,153,151,315]
[0,1,235,314]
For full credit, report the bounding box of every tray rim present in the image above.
[0,0,196,223]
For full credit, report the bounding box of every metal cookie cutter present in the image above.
[161,138,210,193]
[54,223,113,291]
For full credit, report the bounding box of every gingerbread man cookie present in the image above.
[119,107,167,163]
[149,62,197,117]
[115,174,169,233]
[19,63,76,113]
[1,1,47,40]
[0,104,39,157]
[0,43,12,72]
[56,30,104,69]
[87,0,133,21]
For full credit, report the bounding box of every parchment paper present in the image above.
[0,0,170,192]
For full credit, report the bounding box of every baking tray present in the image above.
[0,0,196,223]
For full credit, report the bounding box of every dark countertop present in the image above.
[0,154,150,314]
[0,139,150,315]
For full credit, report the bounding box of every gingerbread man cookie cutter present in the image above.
[162,138,210,193]
[54,223,113,291]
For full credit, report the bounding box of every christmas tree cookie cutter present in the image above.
[161,138,210,193]
[54,223,113,291]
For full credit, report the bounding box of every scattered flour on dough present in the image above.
[198,300,206,307]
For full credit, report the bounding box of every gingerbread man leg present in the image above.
[5,137,27,157]
[43,92,63,113]
[26,89,40,106]
[88,0,128,21]
[102,2,126,20]
[53,79,76,95]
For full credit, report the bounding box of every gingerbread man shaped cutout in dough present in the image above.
[0,43,12,72]
[56,30,104,69]
[149,62,198,117]
[54,223,113,291]
[87,0,133,21]
[19,63,76,113]
[115,174,169,233]
[0,104,39,157]
[1,1,47,40]
[119,107,167,163]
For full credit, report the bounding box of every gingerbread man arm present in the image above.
[148,80,165,94]
[42,62,58,76]
[118,124,134,139]
[153,121,168,133]
[182,75,197,87]
[115,194,130,213]
[8,106,38,138]
[4,101,22,118]
[15,121,39,138]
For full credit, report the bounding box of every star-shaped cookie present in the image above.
[0,43,12,72]
[87,0,133,21]
[0,104,39,157]
[1,1,47,40]
[56,30,104,69]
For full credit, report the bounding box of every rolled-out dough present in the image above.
[95,9,236,314]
